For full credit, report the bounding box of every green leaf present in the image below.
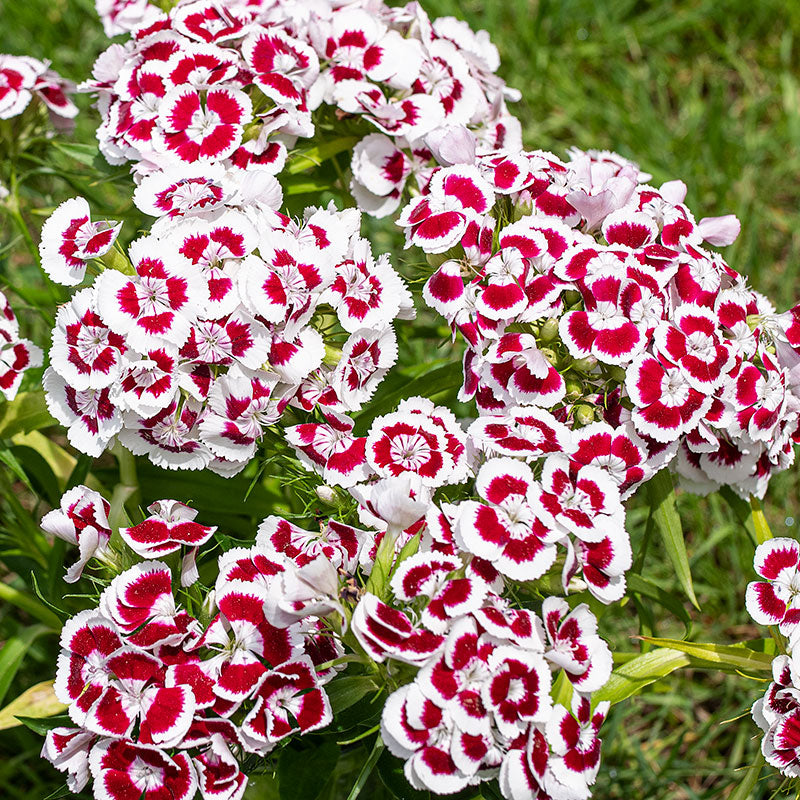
[727,752,765,800]
[287,136,360,174]
[50,140,99,167]
[326,677,379,714]
[551,669,574,707]
[626,572,692,636]
[640,637,775,673]
[0,391,54,438]
[719,486,757,544]
[16,713,72,736]
[0,447,34,493]
[646,469,699,609]
[0,582,63,629]
[0,627,49,707]
[377,751,430,800]
[346,736,384,800]
[0,681,68,731]
[278,739,339,800]
[593,648,691,705]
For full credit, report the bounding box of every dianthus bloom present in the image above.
[0,288,42,401]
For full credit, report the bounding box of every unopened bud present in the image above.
[539,318,559,343]
[607,366,627,384]
[98,247,134,275]
[571,355,598,374]
[575,404,596,425]
[540,347,558,367]
[426,252,451,268]
[315,485,337,505]
[565,379,583,399]
[564,290,581,307]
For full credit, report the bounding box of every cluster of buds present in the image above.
[747,538,800,775]
[0,288,42,400]
[403,134,800,500]
[82,0,520,191]
[40,184,412,473]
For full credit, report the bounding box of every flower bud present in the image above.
[315,485,338,505]
[540,347,559,367]
[539,317,559,343]
[98,247,134,275]
[565,379,583,399]
[575,404,596,425]
[571,355,598,374]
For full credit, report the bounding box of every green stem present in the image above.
[364,524,401,599]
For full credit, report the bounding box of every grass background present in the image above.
[1,0,800,797]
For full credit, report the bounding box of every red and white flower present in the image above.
[41,485,112,583]
[39,197,122,286]
[746,538,800,646]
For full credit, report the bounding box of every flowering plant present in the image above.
[1,1,799,799]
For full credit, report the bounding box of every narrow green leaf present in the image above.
[626,572,692,636]
[719,486,757,544]
[327,677,379,714]
[15,713,72,736]
[646,469,699,609]
[346,736,384,800]
[727,753,765,800]
[0,582,63,629]
[551,669,574,707]
[0,626,48,706]
[377,751,431,800]
[287,136,360,174]
[0,681,68,731]
[51,141,101,166]
[640,637,775,673]
[0,391,54,438]
[593,648,690,705]
[0,448,34,493]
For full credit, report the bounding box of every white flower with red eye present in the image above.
[350,133,411,218]
[240,656,332,749]
[171,211,258,316]
[115,347,179,417]
[730,362,788,444]
[50,289,127,391]
[241,27,318,106]
[39,198,122,286]
[268,327,325,386]
[570,421,649,500]
[43,368,123,457]
[416,39,484,125]
[381,683,471,796]
[41,727,95,794]
[333,326,398,410]
[88,740,197,800]
[673,245,725,306]
[601,208,658,248]
[389,551,459,601]
[351,474,432,535]
[745,538,800,645]
[193,736,248,800]
[0,330,42,401]
[100,561,192,649]
[625,352,713,443]
[484,645,553,739]
[542,597,612,692]
[560,275,648,367]
[326,239,409,334]
[480,333,566,408]
[397,164,494,253]
[352,592,444,665]
[286,410,370,488]
[534,454,625,545]
[41,485,112,584]
[468,407,573,461]
[82,647,196,746]
[119,397,211,472]
[239,239,331,327]
[653,304,733,391]
[478,151,533,194]
[133,164,227,219]
[163,41,240,90]
[180,312,269,371]
[54,610,122,717]
[215,545,285,596]
[256,515,364,571]
[397,396,471,482]
[473,249,529,322]
[96,236,209,352]
[563,530,633,604]
[366,409,455,487]
[198,366,279,462]
[156,84,251,164]
[752,657,800,778]
[499,727,552,800]
[202,581,299,702]
[172,1,247,44]
[456,458,559,582]
[553,245,632,284]
[544,695,609,800]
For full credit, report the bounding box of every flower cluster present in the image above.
[0,288,42,400]
[747,538,800,776]
[0,54,76,124]
[81,0,519,199]
[406,137,800,501]
[41,191,411,474]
